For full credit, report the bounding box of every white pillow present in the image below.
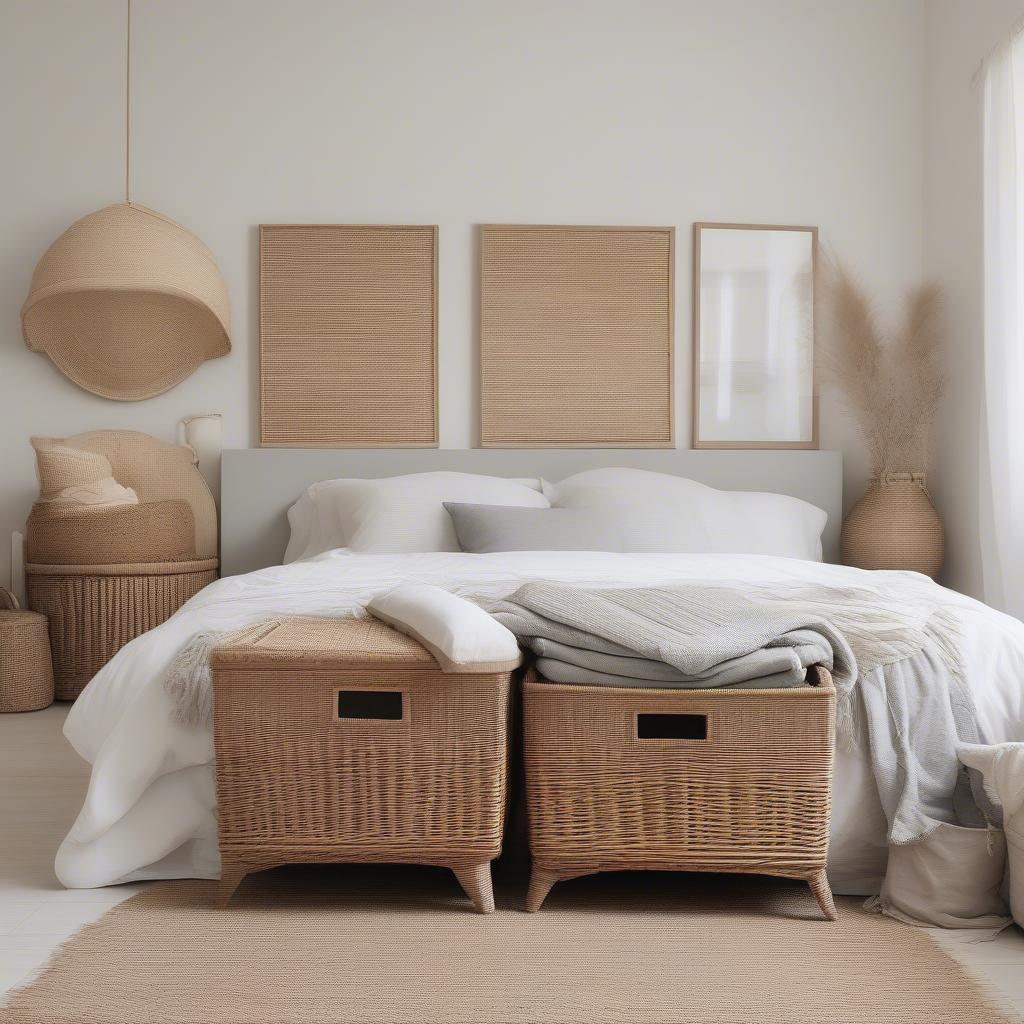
[285,472,548,561]
[542,468,826,561]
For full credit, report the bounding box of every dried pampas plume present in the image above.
[817,258,945,476]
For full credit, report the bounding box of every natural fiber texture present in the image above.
[523,669,836,918]
[21,203,230,400]
[479,225,674,447]
[842,473,945,578]
[260,225,438,447]
[27,567,216,700]
[211,617,512,910]
[0,867,1013,1024]
[28,430,218,559]
[25,500,195,565]
[0,588,53,713]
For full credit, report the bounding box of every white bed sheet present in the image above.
[56,551,1024,894]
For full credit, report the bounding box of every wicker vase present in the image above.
[841,472,944,578]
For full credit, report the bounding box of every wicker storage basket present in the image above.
[0,588,54,713]
[211,616,515,913]
[523,666,837,919]
[26,560,216,700]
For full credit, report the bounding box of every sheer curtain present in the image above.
[982,29,1024,617]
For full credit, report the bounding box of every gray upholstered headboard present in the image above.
[220,448,843,576]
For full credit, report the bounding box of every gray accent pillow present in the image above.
[444,502,631,553]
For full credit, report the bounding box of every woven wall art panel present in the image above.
[260,225,438,447]
[479,225,674,447]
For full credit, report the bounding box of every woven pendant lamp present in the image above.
[20,2,230,401]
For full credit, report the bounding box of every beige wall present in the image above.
[925,0,1024,598]
[0,0,928,585]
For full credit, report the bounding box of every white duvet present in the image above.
[57,551,1024,897]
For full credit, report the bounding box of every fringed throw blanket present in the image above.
[488,576,979,846]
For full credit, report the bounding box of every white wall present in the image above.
[0,0,927,586]
[925,0,1024,599]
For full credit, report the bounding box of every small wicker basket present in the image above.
[523,666,837,919]
[0,587,54,713]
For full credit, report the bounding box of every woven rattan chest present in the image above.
[210,616,514,912]
[523,666,837,919]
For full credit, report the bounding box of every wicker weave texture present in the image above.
[27,567,216,700]
[480,225,674,447]
[212,617,512,911]
[523,669,836,917]
[26,500,195,565]
[842,474,944,579]
[21,203,230,400]
[260,225,438,447]
[0,605,54,713]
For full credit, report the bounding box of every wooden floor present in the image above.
[1,705,1024,1018]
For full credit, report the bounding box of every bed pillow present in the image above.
[541,468,827,561]
[284,472,548,561]
[445,503,635,553]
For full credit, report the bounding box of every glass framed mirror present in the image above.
[692,223,817,449]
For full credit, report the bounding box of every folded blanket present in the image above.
[488,583,857,693]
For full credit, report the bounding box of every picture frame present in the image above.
[692,222,818,449]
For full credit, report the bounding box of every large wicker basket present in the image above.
[210,616,515,913]
[523,666,837,919]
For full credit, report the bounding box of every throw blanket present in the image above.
[488,577,980,846]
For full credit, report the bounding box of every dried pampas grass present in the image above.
[817,260,944,476]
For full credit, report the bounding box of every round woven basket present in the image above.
[841,472,944,579]
[21,203,231,401]
[0,587,54,713]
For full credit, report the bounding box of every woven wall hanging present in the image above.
[479,225,674,447]
[20,2,231,401]
[259,224,438,447]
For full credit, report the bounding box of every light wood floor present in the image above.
[2,705,1024,1017]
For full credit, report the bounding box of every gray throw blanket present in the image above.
[487,577,981,846]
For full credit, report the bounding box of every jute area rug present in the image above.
[0,865,1013,1024]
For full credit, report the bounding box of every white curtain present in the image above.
[982,31,1024,618]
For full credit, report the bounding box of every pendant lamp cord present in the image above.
[125,0,132,204]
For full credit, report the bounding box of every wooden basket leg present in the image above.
[453,862,495,915]
[216,865,248,909]
[525,866,559,913]
[808,869,837,921]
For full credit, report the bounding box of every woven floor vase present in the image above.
[841,472,944,578]
[21,203,231,400]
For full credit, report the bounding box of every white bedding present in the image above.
[57,551,1024,897]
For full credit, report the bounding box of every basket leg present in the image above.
[525,866,559,913]
[216,865,248,909]
[452,862,495,915]
[808,869,837,921]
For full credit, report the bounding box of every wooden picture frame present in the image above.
[260,224,438,448]
[479,224,674,448]
[692,222,818,450]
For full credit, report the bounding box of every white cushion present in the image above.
[368,584,522,673]
[543,468,826,561]
[285,472,548,561]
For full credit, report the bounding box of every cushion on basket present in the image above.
[31,438,138,507]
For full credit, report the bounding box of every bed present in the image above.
[55,449,1024,927]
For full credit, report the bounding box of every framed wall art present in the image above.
[260,224,438,447]
[692,223,817,449]
[479,224,674,448]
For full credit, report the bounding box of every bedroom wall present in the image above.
[0,0,927,586]
[924,0,1024,600]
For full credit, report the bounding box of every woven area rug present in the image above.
[0,865,1013,1024]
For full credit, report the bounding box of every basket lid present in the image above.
[211,617,437,671]
[21,203,231,401]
